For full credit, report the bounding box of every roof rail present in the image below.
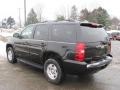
[39,20,80,23]
[54,20,80,22]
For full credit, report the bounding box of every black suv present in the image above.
[6,21,112,84]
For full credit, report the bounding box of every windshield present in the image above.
[77,26,108,42]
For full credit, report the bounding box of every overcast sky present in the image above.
[0,0,120,23]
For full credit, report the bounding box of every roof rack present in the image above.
[40,20,80,23]
[57,19,80,22]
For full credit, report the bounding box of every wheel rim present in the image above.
[7,50,13,61]
[46,64,58,80]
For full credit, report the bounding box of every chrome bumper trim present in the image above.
[87,56,112,69]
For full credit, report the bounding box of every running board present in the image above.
[18,58,43,69]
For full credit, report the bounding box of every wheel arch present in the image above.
[6,44,14,51]
[42,51,63,65]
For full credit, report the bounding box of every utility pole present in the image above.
[24,0,26,25]
[18,8,21,28]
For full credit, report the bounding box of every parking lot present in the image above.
[0,41,120,90]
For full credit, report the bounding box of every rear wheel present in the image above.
[7,47,17,63]
[44,58,64,84]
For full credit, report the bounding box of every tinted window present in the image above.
[34,24,49,40]
[51,24,76,43]
[21,25,34,39]
[77,26,108,42]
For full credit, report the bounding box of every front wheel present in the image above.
[44,59,64,84]
[7,47,17,64]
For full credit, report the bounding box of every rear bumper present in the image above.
[63,55,112,74]
[87,56,112,69]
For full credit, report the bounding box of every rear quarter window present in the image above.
[51,24,76,43]
[77,26,108,42]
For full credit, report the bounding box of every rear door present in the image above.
[48,24,76,57]
[77,26,110,62]
[28,24,49,64]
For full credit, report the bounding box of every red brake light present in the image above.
[75,43,85,62]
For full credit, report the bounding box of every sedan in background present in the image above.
[116,35,120,41]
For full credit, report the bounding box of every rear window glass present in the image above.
[77,26,108,42]
[51,24,76,43]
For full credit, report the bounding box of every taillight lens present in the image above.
[75,43,85,62]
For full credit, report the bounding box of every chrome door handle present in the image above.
[40,43,46,47]
[62,45,67,48]
[23,42,28,45]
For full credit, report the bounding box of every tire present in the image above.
[44,58,64,84]
[7,47,17,64]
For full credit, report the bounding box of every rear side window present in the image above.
[34,24,49,40]
[51,24,76,43]
[77,26,108,42]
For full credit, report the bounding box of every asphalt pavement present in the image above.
[0,41,120,90]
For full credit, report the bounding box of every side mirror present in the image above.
[13,33,20,38]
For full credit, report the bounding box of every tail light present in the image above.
[75,43,85,62]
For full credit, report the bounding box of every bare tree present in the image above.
[55,6,71,20]
[70,5,77,20]
[56,15,65,21]
[26,8,38,25]
[34,4,43,22]
[111,17,120,26]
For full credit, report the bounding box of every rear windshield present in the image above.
[77,26,108,42]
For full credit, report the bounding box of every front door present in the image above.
[14,25,34,60]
